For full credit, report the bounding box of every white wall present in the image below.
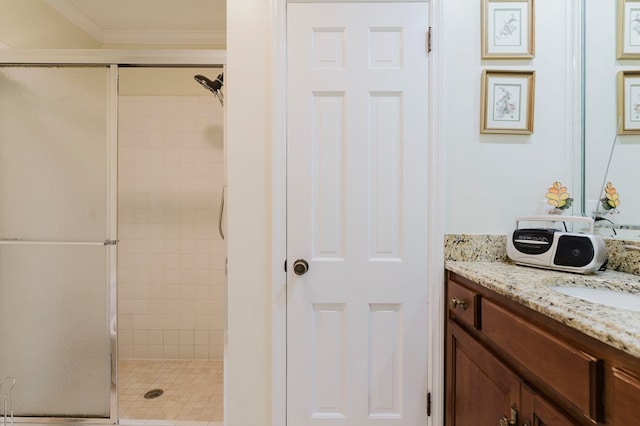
[118,68,224,96]
[226,0,273,425]
[443,0,581,234]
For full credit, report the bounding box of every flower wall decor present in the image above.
[545,181,573,215]
[600,182,621,214]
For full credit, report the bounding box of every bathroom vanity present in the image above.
[445,261,640,425]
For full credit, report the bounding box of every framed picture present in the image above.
[617,71,640,134]
[618,0,640,59]
[480,70,535,134]
[481,0,535,59]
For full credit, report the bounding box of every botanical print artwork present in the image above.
[619,72,640,133]
[481,70,533,133]
[493,84,521,122]
[630,83,640,122]
[482,0,533,58]
[629,8,640,47]
[493,9,522,47]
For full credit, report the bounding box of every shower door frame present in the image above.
[0,49,226,425]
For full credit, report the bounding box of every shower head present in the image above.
[195,73,223,92]
[194,73,224,106]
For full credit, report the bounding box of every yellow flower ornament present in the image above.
[545,181,573,214]
[600,182,621,213]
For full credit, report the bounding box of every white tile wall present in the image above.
[118,95,225,360]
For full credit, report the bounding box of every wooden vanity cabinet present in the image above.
[446,279,569,426]
[447,320,521,426]
[446,271,640,425]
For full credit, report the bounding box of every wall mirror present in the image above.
[584,0,640,239]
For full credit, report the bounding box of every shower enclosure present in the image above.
[0,50,225,423]
[0,65,116,419]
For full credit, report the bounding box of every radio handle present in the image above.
[514,215,594,234]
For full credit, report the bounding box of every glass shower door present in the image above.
[0,66,113,417]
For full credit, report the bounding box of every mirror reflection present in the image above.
[585,0,640,239]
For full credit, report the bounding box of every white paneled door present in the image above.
[287,3,430,425]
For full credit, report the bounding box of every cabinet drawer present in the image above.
[481,299,602,421]
[447,279,480,329]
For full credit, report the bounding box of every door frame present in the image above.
[271,1,444,425]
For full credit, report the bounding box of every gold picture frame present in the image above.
[480,70,535,134]
[481,0,535,59]
[617,70,640,134]
[618,0,640,59]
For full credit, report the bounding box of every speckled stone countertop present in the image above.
[444,234,640,359]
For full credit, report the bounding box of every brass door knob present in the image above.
[293,259,309,275]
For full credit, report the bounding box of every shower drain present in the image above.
[143,388,164,399]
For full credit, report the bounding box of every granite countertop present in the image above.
[446,260,640,359]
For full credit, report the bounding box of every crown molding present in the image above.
[43,0,225,45]
[44,0,103,42]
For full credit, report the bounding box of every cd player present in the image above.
[506,216,608,274]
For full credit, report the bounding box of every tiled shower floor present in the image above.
[118,360,223,425]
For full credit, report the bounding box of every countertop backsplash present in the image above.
[604,239,640,276]
[443,234,507,262]
[444,233,640,276]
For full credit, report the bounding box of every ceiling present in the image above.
[45,0,226,45]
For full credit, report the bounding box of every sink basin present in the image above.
[552,286,640,312]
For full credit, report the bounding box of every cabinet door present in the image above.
[521,384,575,426]
[446,321,520,426]
[612,368,640,424]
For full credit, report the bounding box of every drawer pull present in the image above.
[449,297,468,310]
[499,405,518,426]
[499,415,515,426]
